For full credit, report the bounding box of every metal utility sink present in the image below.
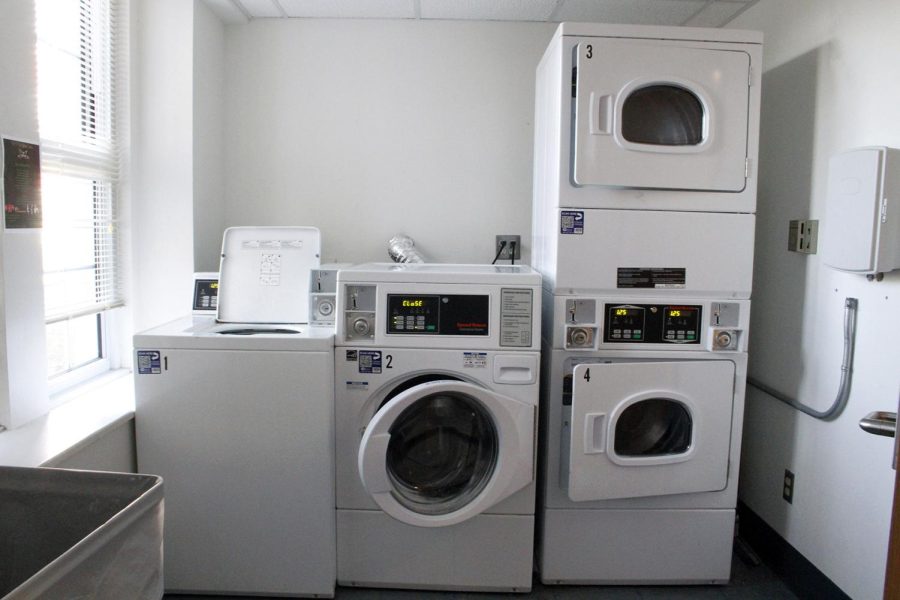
[0,466,164,599]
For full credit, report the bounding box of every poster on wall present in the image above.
[2,137,42,229]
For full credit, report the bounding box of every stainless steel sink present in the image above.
[0,466,164,599]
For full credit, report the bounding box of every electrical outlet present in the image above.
[788,220,818,254]
[495,235,521,261]
[783,469,795,504]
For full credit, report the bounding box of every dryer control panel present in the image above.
[604,303,701,344]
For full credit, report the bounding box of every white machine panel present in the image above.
[573,39,750,192]
[532,23,763,214]
[564,360,735,501]
[537,209,755,297]
[337,264,541,350]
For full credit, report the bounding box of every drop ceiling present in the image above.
[204,0,760,28]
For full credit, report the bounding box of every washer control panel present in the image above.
[603,303,702,344]
[387,294,489,336]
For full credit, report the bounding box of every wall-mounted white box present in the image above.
[822,147,900,275]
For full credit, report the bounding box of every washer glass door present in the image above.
[358,379,533,527]
[386,390,497,515]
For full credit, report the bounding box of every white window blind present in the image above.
[36,0,125,325]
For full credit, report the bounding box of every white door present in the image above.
[358,379,534,527]
[573,39,751,192]
[566,360,735,501]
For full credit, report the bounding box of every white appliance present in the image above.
[537,291,749,584]
[134,318,336,596]
[532,23,762,296]
[334,263,541,591]
[533,23,763,212]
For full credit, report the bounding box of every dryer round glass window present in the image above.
[385,391,498,516]
[614,398,692,456]
[621,85,704,146]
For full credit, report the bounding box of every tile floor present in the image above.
[164,549,798,599]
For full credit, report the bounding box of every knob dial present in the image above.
[318,299,334,317]
[568,327,591,347]
[352,317,371,336]
[715,331,733,348]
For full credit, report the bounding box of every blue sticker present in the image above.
[560,210,584,234]
[358,350,382,374]
[137,350,162,375]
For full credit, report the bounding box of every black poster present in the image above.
[2,138,42,229]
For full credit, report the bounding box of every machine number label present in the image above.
[463,352,488,369]
[583,368,591,382]
[358,350,382,374]
[137,350,162,375]
[560,211,584,234]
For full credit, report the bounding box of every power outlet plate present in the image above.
[495,235,521,261]
[788,220,818,254]
[783,469,795,504]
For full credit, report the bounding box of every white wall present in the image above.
[731,2,900,598]
[128,0,196,333]
[221,19,555,265]
[193,0,226,272]
[0,0,50,429]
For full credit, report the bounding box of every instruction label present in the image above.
[136,350,161,375]
[617,268,686,289]
[358,350,382,374]
[500,288,533,347]
[463,352,488,368]
[560,210,584,234]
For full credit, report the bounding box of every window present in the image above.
[35,0,126,387]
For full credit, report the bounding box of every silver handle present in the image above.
[859,411,897,438]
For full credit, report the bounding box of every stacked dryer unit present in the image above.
[532,24,762,584]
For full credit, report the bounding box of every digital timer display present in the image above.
[402,299,424,308]
[669,309,681,317]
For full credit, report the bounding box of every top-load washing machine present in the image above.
[333,263,541,592]
[532,23,762,296]
[134,226,337,597]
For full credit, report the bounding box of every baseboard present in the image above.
[737,501,852,600]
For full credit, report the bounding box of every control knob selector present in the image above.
[352,317,372,337]
[317,299,334,317]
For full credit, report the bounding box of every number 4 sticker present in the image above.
[583,368,591,382]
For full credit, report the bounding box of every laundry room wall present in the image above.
[210,19,555,267]
[730,1,900,598]
[193,0,227,273]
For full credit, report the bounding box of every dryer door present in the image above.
[358,380,534,527]
[572,39,751,193]
[565,360,735,501]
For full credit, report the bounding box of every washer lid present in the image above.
[358,380,534,528]
[217,226,320,324]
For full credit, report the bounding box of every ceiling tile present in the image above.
[277,0,416,19]
[555,0,707,25]
[203,0,250,24]
[238,0,283,18]
[420,0,560,21]
[683,1,747,27]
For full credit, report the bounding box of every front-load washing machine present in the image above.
[537,291,749,584]
[134,318,336,596]
[334,263,541,592]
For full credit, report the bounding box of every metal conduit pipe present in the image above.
[747,297,859,421]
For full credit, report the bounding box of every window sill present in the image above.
[0,370,134,467]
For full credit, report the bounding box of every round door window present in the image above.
[621,84,704,146]
[614,398,692,456]
[385,391,498,516]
